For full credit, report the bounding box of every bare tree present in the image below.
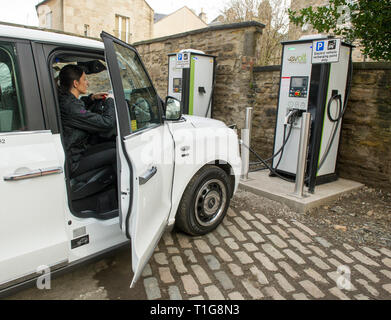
[222,0,262,22]
[221,0,289,65]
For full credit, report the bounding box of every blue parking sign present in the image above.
[316,41,325,52]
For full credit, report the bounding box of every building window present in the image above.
[46,12,52,29]
[84,24,89,37]
[115,14,130,43]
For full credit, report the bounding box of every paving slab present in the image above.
[239,171,364,213]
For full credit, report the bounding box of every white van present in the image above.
[0,24,241,295]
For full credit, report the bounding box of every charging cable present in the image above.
[247,109,301,179]
[241,139,297,182]
[317,94,343,171]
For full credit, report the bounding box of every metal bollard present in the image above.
[293,112,311,197]
[241,107,253,181]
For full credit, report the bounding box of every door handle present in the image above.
[4,167,63,181]
[139,166,157,185]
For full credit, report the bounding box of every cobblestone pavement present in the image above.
[140,189,391,300]
[6,188,391,300]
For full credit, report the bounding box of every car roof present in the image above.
[0,22,104,50]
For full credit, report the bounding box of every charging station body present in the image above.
[168,50,216,118]
[272,37,353,192]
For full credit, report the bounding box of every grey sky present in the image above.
[0,0,233,26]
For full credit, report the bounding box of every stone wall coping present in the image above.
[352,62,391,70]
[254,65,281,73]
[133,21,265,46]
[253,62,391,73]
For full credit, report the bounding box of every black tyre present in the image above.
[175,165,231,236]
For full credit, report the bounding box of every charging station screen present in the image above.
[173,78,182,93]
[292,77,306,87]
[289,76,309,98]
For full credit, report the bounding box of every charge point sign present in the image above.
[312,39,341,64]
[176,52,190,69]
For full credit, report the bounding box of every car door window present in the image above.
[113,42,160,133]
[0,44,25,132]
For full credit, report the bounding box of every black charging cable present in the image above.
[249,124,292,171]
[246,109,302,182]
[249,109,299,171]
[250,123,293,165]
[327,94,343,122]
[241,139,297,182]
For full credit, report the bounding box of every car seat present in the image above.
[69,165,116,201]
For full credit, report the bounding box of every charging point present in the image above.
[168,50,216,118]
[272,36,353,193]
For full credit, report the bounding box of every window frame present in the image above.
[47,48,109,134]
[115,14,130,43]
[101,31,164,138]
[0,46,25,132]
[112,41,162,134]
[33,43,104,134]
[0,38,44,133]
[46,12,52,29]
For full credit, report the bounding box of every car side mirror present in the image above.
[165,96,182,121]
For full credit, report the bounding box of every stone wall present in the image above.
[133,22,265,128]
[251,63,391,191]
[251,66,281,159]
[338,64,391,190]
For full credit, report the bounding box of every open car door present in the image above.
[101,32,174,287]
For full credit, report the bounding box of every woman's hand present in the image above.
[91,92,109,101]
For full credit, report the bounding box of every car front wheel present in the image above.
[175,165,231,236]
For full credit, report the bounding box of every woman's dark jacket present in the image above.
[58,91,116,172]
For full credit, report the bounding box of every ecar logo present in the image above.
[288,53,307,64]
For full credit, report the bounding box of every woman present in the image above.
[58,64,116,177]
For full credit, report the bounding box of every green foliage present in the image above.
[288,0,391,61]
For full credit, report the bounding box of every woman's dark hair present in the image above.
[59,64,84,93]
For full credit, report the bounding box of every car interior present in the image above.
[51,54,119,220]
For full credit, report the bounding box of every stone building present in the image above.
[35,0,154,43]
[153,6,208,39]
[288,0,367,61]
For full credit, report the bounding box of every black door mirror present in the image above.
[165,96,182,121]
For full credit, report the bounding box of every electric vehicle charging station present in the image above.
[272,36,353,193]
[168,49,216,118]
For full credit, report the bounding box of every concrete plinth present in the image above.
[239,171,364,213]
